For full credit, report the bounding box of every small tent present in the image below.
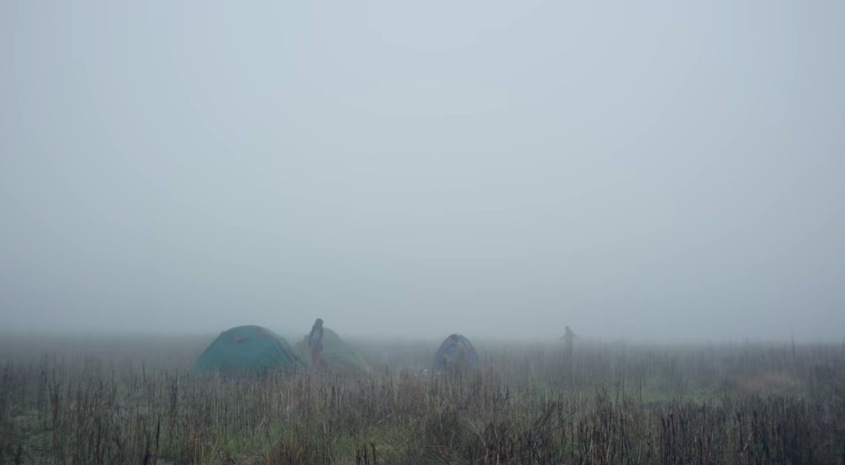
[296,327,371,374]
[434,334,480,372]
[192,325,306,374]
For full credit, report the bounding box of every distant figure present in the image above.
[308,318,324,371]
[561,326,577,362]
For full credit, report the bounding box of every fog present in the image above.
[1,1,843,344]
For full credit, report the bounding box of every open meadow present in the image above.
[1,333,843,465]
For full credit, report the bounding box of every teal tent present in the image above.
[192,325,306,374]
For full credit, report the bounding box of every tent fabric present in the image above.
[296,327,371,374]
[192,325,306,374]
[434,334,480,371]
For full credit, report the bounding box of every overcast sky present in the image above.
[1,0,843,343]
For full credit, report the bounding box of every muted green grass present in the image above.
[0,334,843,464]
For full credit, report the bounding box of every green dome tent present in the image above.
[296,327,371,374]
[192,325,306,374]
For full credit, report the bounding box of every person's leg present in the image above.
[314,350,323,371]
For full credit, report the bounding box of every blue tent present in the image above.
[433,334,480,371]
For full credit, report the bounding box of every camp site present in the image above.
[3,0,844,463]
[2,328,844,464]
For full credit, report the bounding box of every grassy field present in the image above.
[0,333,843,465]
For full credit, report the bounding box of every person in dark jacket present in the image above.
[308,318,324,370]
[561,326,576,362]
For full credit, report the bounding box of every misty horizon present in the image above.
[2,1,843,344]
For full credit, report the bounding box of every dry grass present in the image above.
[0,335,843,464]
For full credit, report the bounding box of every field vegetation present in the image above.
[1,333,843,464]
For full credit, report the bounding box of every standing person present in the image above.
[308,318,324,371]
[562,326,576,363]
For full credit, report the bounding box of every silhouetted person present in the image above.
[308,318,324,371]
[561,326,576,362]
